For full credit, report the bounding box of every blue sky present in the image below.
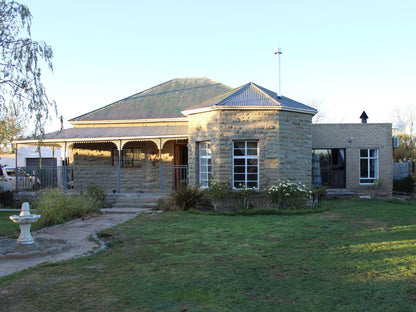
[24,0,416,131]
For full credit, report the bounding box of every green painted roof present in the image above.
[70,78,232,122]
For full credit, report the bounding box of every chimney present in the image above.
[360,111,368,123]
[274,48,282,98]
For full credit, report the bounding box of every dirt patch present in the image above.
[317,211,343,220]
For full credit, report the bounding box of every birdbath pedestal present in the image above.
[9,202,41,245]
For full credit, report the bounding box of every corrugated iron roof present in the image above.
[22,125,188,143]
[183,82,317,114]
[70,78,232,122]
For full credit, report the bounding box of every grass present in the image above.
[0,188,103,236]
[31,188,103,230]
[0,211,19,237]
[1,199,416,311]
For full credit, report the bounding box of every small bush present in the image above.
[202,181,229,210]
[393,175,415,194]
[86,182,107,209]
[233,184,256,209]
[265,181,312,210]
[32,189,102,230]
[157,198,169,211]
[312,186,326,208]
[0,191,13,207]
[167,185,206,211]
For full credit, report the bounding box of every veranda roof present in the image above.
[17,125,188,145]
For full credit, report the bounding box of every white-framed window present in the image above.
[360,149,379,184]
[233,141,259,189]
[199,142,211,188]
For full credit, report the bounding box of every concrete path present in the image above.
[0,208,148,278]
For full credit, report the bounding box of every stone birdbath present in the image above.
[9,202,41,245]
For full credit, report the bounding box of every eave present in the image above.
[182,105,317,116]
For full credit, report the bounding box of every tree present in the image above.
[0,0,55,151]
[308,99,326,124]
[393,107,416,162]
[0,104,23,152]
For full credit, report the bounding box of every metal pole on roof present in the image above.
[274,48,282,98]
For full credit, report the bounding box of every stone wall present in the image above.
[277,111,313,186]
[188,109,313,189]
[312,123,393,197]
[71,141,176,193]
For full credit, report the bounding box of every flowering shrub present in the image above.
[202,181,229,210]
[265,181,312,210]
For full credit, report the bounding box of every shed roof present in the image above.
[70,78,232,123]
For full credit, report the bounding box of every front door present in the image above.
[174,141,188,187]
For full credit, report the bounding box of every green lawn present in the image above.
[0,211,19,238]
[1,199,416,311]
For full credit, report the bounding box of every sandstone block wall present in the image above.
[71,141,176,193]
[277,111,313,186]
[188,109,313,189]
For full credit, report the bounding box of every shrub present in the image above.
[0,191,13,208]
[202,181,229,210]
[393,175,415,194]
[32,189,102,230]
[233,183,256,209]
[265,181,312,210]
[86,182,107,209]
[167,185,206,211]
[312,186,326,208]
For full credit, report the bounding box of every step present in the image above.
[326,189,355,197]
[106,193,167,210]
[101,208,151,214]
[111,203,157,209]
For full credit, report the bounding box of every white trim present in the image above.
[198,141,211,188]
[182,105,316,116]
[232,141,259,190]
[359,148,379,184]
[16,135,188,145]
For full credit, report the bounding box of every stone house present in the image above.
[17,78,393,197]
